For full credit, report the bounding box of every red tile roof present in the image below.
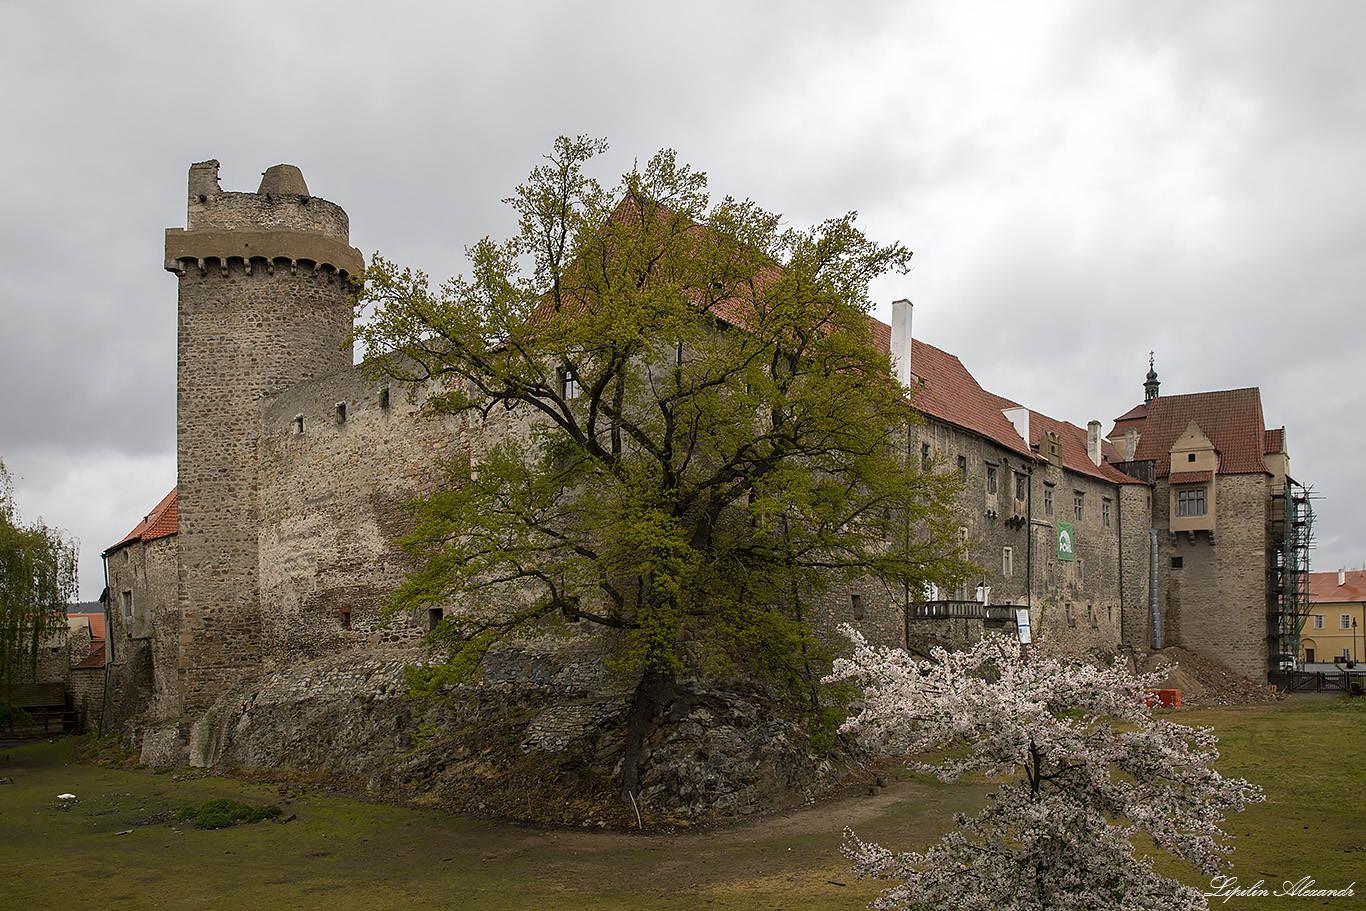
[865,325,1142,485]
[67,613,106,642]
[1128,389,1268,478]
[1108,402,1148,442]
[72,643,106,670]
[1025,409,1143,485]
[104,488,177,555]
[1307,570,1366,605]
[900,338,1036,460]
[1265,427,1285,454]
[1168,470,1214,485]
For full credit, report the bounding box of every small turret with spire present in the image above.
[1144,352,1160,405]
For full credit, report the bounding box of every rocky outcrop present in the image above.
[148,645,857,826]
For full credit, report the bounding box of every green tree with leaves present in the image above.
[1,458,78,692]
[353,136,971,798]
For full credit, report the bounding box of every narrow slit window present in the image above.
[335,402,346,423]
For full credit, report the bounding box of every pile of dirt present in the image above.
[1133,646,1281,706]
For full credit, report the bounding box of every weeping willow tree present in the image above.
[354,137,972,798]
[1,458,78,693]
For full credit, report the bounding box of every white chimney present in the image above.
[890,299,912,387]
[1339,569,1346,587]
[1124,427,1137,461]
[1002,406,1030,446]
[1087,421,1102,467]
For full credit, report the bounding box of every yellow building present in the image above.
[1303,570,1366,665]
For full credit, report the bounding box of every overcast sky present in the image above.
[2,0,1363,602]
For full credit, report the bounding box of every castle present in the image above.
[97,161,1309,786]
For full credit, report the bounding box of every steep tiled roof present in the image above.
[72,643,106,670]
[1130,389,1268,478]
[66,613,106,642]
[1026,409,1144,485]
[1108,402,1148,441]
[1265,427,1285,454]
[1307,570,1366,605]
[865,324,1142,485]
[104,488,177,555]
[900,339,1035,460]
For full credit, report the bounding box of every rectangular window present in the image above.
[851,593,864,620]
[122,590,133,619]
[1102,500,1112,528]
[986,465,998,494]
[1314,614,1324,630]
[560,367,581,401]
[427,608,444,633]
[1073,492,1084,522]
[957,455,967,480]
[1015,474,1027,501]
[1171,556,1183,569]
[1043,486,1054,517]
[1076,558,1084,583]
[1342,614,1352,630]
[1002,546,1013,578]
[921,443,932,470]
[1177,488,1207,516]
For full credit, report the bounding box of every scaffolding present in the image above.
[1270,478,1315,666]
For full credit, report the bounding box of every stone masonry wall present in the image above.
[907,418,1131,659]
[1118,483,1154,649]
[1154,472,1271,679]
[257,368,471,659]
[105,534,179,724]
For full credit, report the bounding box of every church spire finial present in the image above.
[1144,352,1160,405]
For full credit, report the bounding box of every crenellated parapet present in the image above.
[166,160,362,278]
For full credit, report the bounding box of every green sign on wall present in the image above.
[1057,521,1075,562]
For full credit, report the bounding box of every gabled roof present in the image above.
[1129,389,1269,478]
[104,488,177,556]
[1307,570,1366,605]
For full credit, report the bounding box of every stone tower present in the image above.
[165,161,363,715]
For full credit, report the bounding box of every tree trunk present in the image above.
[620,666,676,801]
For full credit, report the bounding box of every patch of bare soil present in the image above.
[1133,645,1281,706]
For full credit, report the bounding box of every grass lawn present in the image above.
[0,696,1360,910]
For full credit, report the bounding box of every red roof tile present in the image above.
[66,613,106,642]
[898,339,1036,460]
[1025,410,1144,485]
[72,643,106,670]
[1168,470,1214,484]
[865,328,1142,485]
[1128,389,1269,478]
[1307,570,1366,605]
[1265,427,1285,454]
[104,488,177,555]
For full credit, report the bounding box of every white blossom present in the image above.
[826,627,1263,911]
